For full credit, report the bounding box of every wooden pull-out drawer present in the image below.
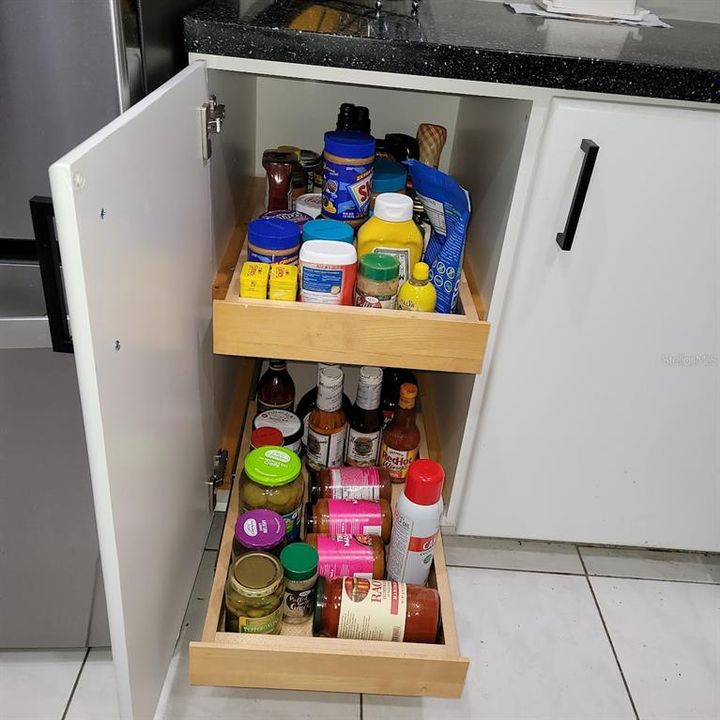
[212,180,489,375]
[189,399,470,697]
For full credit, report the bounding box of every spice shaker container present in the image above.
[280,543,319,624]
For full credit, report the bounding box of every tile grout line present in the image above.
[445,561,720,586]
[360,693,363,720]
[60,647,91,720]
[575,546,640,720]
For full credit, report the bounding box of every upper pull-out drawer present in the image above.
[212,181,489,374]
[189,395,470,697]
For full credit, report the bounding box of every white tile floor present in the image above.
[2,535,719,720]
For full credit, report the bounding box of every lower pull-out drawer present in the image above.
[189,399,469,697]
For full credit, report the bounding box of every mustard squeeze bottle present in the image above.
[357,193,423,285]
[397,262,437,313]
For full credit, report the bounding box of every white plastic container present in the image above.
[299,240,357,305]
[386,459,444,585]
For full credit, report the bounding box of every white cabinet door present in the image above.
[459,98,720,551]
[50,63,215,719]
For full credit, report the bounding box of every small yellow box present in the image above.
[239,261,269,299]
[269,263,298,301]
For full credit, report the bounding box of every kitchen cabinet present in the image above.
[48,53,719,720]
[50,61,529,720]
[456,98,720,551]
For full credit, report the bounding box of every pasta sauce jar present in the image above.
[306,498,392,543]
[306,533,385,579]
[313,577,440,643]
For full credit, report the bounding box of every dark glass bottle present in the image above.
[257,360,295,413]
[298,363,352,449]
[380,368,418,430]
[346,366,383,467]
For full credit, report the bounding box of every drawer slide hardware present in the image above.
[201,95,225,161]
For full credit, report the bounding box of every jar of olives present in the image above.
[241,446,304,541]
[225,552,284,634]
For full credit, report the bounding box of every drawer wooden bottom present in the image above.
[189,399,469,697]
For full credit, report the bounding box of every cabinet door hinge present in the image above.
[206,447,229,512]
[201,95,225,161]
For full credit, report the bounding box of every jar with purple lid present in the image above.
[233,509,288,561]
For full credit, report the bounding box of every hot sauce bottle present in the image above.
[306,366,347,471]
[379,383,420,483]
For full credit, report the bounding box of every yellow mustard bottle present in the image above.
[397,262,437,313]
[357,193,423,285]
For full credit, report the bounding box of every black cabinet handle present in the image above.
[30,196,73,353]
[556,139,599,251]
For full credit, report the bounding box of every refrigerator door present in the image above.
[50,62,214,720]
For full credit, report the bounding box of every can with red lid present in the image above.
[385,459,445,585]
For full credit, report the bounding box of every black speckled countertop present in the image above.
[184,0,720,104]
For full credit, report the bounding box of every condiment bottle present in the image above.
[262,150,295,212]
[380,368,418,429]
[354,253,400,309]
[397,262,437,313]
[250,426,284,451]
[280,542,318,624]
[256,360,295,413]
[305,533,385,579]
[346,366,384,466]
[314,577,440,643]
[380,383,420,483]
[306,366,347,470]
[311,466,393,503]
[306,498,392,543]
[297,363,352,451]
[356,193,423,285]
[386,459,444,585]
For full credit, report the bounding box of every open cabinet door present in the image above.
[50,63,214,720]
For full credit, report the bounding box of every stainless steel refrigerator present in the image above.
[0,0,200,648]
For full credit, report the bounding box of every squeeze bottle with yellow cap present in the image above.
[356,193,423,285]
[397,262,437,313]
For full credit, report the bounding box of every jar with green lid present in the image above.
[354,253,400,310]
[225,552,285,634]
[280,542,319,624]
[241,446,304,541]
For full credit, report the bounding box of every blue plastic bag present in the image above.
[406,160,471,314]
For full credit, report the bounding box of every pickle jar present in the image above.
[224,552,285,634]
[232,509,287,561]
[240,446,304,541]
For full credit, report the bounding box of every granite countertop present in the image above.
[184,0,720,104]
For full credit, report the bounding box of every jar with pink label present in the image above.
[305,498,392,543]
[306,533,385,579]
[311,466,392,502]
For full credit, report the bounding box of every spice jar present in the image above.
[240,446,304,541]
[313,577,440,643]
[280,542,319,624]
[306,498,392,543]
[306,533,385,580]
[310,466,393,502]
[354,253,400,309]
[299,150,322,193]
[225,552,285,634]
[233,509,287,561]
